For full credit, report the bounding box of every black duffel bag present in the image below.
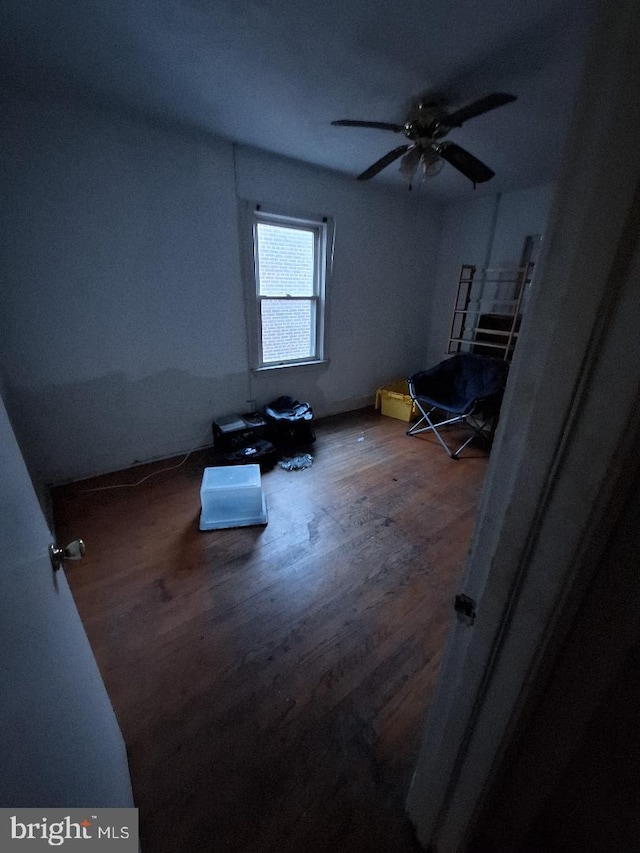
[264,396,315,449]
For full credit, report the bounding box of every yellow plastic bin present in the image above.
[375,380,417,422]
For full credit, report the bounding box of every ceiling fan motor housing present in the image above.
[405,101,450,141]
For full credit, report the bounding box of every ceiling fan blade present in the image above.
[357,145,411,180]
[435,142,495,184]
[332,120,404,132]
[444,93,516,128]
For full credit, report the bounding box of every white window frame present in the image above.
[244,205,332,371]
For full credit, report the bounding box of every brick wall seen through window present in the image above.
[253,216,327,366]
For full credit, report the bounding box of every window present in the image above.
[248,208,331,369]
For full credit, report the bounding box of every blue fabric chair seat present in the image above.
[407,354,509,458]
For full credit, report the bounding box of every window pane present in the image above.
[256,223,315,297]
[261,299,314,363]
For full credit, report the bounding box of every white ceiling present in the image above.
[1,0,597,201]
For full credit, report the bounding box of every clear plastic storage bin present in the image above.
[199,464,268,530]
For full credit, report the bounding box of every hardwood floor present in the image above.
[53,408,488,853]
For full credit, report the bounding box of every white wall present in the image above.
[235,146,442,415]
[426,184,554,364]
[0,91,441,484]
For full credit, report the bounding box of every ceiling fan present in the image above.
[332,92,516,188]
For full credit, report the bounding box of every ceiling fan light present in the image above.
[422,156,445,178]
[400,160,418,180]
[399,147,421,180]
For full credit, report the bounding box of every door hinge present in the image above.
[49,539,85,572]
[454,593,476,626]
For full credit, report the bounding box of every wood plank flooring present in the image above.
[53,408,488,853]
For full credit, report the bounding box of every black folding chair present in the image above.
[407,353,509,459]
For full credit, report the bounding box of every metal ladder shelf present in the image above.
[447,262,534,361]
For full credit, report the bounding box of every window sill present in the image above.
[253,359,329,373]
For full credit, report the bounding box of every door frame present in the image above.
[406,0,640,848]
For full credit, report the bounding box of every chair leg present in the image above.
[450,415,491,458]
[407,404,493,459]
[407,405,465,458]
[407,406,465,436]
[450,430,479,459]
[406,413,428,436]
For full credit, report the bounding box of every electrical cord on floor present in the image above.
[79,425,213,493]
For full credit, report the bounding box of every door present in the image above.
[406,0,640,848]
[0,392,134,808]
